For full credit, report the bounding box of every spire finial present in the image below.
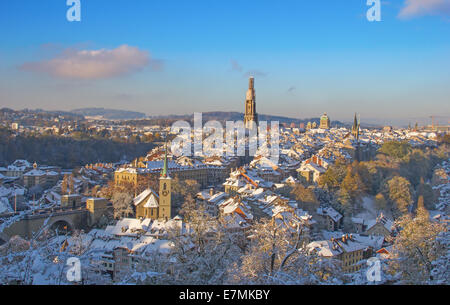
[161,132,169,178]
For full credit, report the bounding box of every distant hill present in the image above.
[71,108,147,120]
[30,109,85,119]
[149,111,346,127]
[0,108,84,123]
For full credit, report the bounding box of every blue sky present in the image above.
[0,0,449,125]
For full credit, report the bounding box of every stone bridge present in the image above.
[0,207,89,243]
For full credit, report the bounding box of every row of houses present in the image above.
[56,217,185,281]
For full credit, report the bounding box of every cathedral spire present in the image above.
[352,113,360,141]
[249,76,254,90]
[244,76,258,128]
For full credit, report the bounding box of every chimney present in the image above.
[209,187,214,197]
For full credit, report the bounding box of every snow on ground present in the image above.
[354,196,393,221]
[0,198,12,214]
[354,197,376,221]
[433,160,450,211]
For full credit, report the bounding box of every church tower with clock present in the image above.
[158,143,172,221]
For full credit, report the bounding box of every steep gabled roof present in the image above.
[133,188,159,207]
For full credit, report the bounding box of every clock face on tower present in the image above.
[162,190,169,196]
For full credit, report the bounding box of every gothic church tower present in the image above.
[244,77,258,128]
[352,113,360,141]
[158,143,172,221]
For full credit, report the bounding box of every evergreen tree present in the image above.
[338,189,353,216]
[291,184,319,213]
[374,193,388,211]
[379,141,411,160]
[340,167,365,204]
[416,195,429,221]
[384,176,412,216]
[416,177,436,210]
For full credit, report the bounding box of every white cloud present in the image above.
[398,0,450,19]
[230,59,243,72]
[230,60,267,78]
[20,45,159,80]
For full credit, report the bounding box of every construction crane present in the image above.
[430,116,436,130]
[429,115,448,131]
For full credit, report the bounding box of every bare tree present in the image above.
[111,192,134,219]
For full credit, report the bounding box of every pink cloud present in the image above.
[20,45,159,80]
[398,0,450,19]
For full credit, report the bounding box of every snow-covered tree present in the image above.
[429,228,450,284]
[111,192,133,219]
[166,202,245,284]
[229,218,345,284]
[389,199,446,284]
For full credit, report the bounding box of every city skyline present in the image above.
[1,1,450,126]
[0,1,449,289]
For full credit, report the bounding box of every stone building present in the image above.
[244,77,258,128]
[134,146,172,221]
[319,113,331,129]
[307,234,365,273]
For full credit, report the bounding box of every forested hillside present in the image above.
[0,129,154,168]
